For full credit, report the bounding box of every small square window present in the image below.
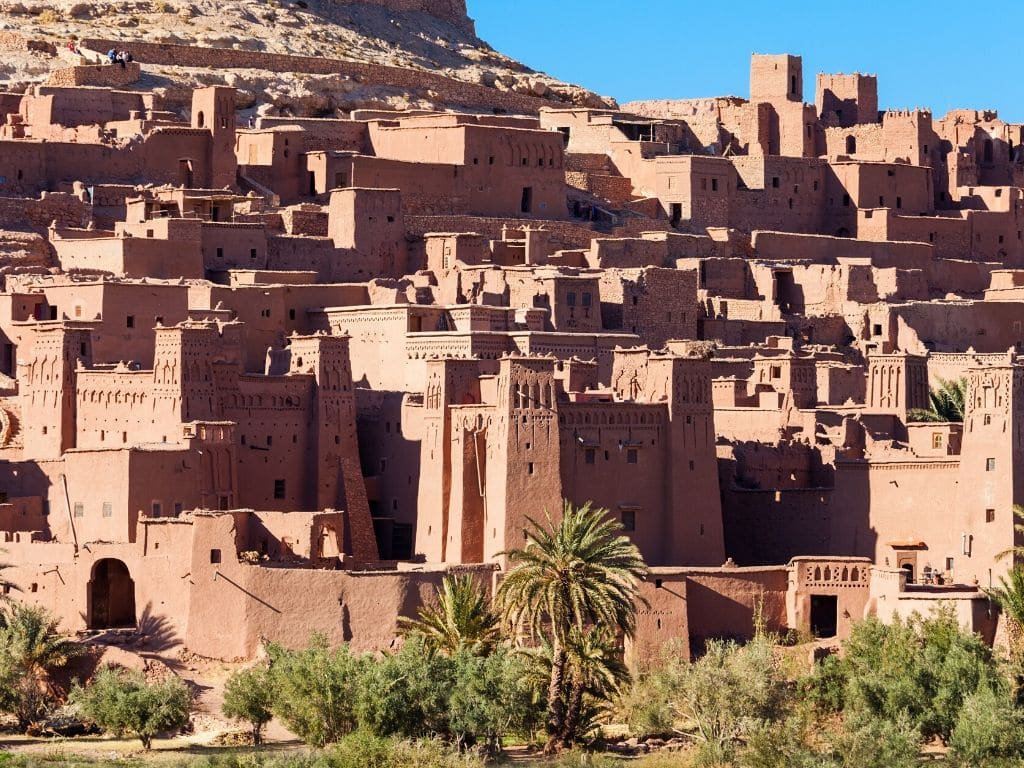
[945,557,955,572]
[585,448,595,464]
[621,510,636,531]
[210,549,222,564]
[771,177,780,189]
[984,414,992,426]
[626,449,638,464]
[527,462,535,475]
[152,502,162,517]
[274,479,286,499]
[126,315,135,328]
[73,502,84,518]
[932,433,943,449]
[581,292,592,307]
[102,502,112,518]
[711,178,718,192]
[986,508,996,523]
[250,248,257,259]
[216,247,224,258]
[986,458,996,471]
[173,502,183,516]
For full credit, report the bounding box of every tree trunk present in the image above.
[561,676,585,748]
[141,735,152,750]
[543,642,568,754]
[253,724,262,747]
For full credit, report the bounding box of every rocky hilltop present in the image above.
[0,0,614,115]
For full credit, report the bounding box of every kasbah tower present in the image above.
[0,0,1021,664]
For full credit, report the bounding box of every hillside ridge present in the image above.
[0,0,614,116]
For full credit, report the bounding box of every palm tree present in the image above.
[561,627,630,747]
[0,603,83,728]
[907,377,966,423]
[497,500,648,753]
[398,573,500,656]
[987,566,1024,663]
[0,550,18,603]
[996,505,1024,564]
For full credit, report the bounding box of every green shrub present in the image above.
[802,654,847,714]
[266,635,367,747]
[355,637,454,739]
[70,665,190,749]
[222,664,275,746]
[446,647,542,747]
[836,607,993,741]
[825,713,921,768]
[949,683,1024,766]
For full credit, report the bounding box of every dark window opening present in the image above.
[273,479,286,499]
[670,203,682,226]
[520,187,533,214]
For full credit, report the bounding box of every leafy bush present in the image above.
[446,647,542,748]
[949,683,1024,766]
[70,666,190,749]
[615,639,685,737]
[824,713,921,768]
[616,636,791,766]
[222,664,275,746]
[266,635,367,747]
[355,637,454,739]
[828,607,993,741]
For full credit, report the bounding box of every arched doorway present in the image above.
[88,559,136,629]
[901,563,915,584]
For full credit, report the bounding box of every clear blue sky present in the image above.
[471,0,1024,123]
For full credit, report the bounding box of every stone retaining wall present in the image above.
[80,39,551,114]
[45,62,141,88]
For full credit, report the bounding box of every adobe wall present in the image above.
[751,230,934,270]
[723,487,837,565]
[80,40,547,114]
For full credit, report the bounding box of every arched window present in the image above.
[845,135,857,155]
[197,111,205,128]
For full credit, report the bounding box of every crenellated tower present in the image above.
[288,333,378,563]
[20,324,92,459]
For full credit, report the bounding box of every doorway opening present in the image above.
[87,559,136,629]
[810,594,838,638]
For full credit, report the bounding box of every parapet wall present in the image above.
[79,39,547,115]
